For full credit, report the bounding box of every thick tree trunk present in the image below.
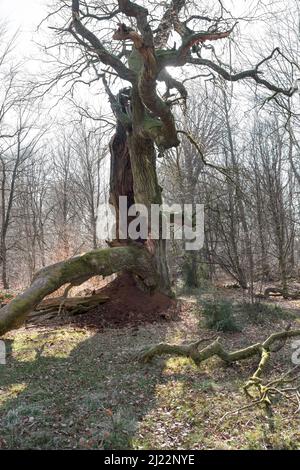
[109,112,135,241]
[127,134,171,294]
[183,253,200,288]
[108,86,172,294]
[0,81,173,336]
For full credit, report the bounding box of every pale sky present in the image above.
[0,0,263,56]
[0,0,47,54]
[1,0,45,30]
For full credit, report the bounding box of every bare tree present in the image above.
[0,0,297,335]
[0,104,45,288]
[72,120,106,249]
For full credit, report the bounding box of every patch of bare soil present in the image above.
[37,273,180,331]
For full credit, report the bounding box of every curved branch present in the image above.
[154,0,186,49]
[0,246,158,336]
[139,329,300,366]
[139,336,259,364]
[117,0,153,47]
[112,24,157,76]
[70,2,135,82]
[138,325,300,418]
[112,24,180,149]
[158,69,188,103]
[176,26,236,64]
[177,130,236,182]
[188,56,295,97]
[138,75,180,149]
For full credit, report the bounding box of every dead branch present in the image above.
[27,293,109,323]
[139,328,300,426]
[139,329,300,368]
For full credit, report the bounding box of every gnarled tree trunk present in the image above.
[108,84,172,295]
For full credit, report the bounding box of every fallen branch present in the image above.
[139,329,300,369]
[139,328,300,427]
[263,287,300,299]
[27,293,110,323]
[219,365,300,429]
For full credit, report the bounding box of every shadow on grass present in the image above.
[1,306,298,450]
[0,324,170,450]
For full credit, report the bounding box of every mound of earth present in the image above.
[34,273,179,331]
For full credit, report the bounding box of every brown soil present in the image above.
[34,273,179,331]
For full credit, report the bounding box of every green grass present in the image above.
[1,304,300,450]
[0,291,14,300]
[0,326,164,449]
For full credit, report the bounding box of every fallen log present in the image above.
[27,293,110,323]
[263,287,300,299]
[35,293,109,312]
[264,287,285,297]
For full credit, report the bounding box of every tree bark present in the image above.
[108,85,172,294]
[1,238,9,290]
[128,131,171,294]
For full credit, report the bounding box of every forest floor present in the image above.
[1,280,300,450]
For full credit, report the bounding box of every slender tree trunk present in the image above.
[1,237,9,289]
[254,167,270,279]
[92,217,98,250]
[38,223,46,268]
[223,92,254,294]
[0,161,9,289]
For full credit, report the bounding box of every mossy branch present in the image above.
[139,328,300,370]
[139,328,300,421]
[0,246,157,336]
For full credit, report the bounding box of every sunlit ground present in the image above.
[1,299,300,450]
